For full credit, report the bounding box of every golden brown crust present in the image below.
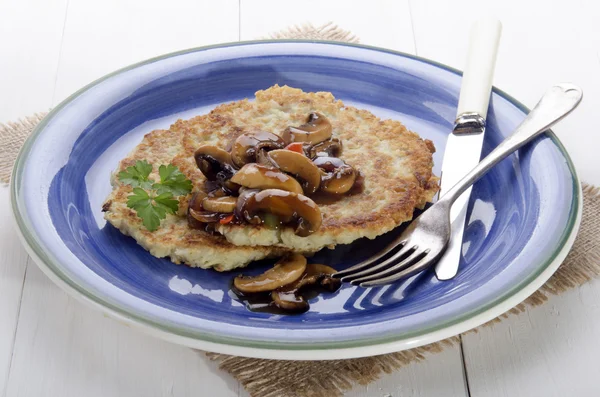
[102,128,287,271]
[103,85,439,265]
[176,85,439,250]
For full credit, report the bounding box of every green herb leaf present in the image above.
[118,160,154,189]
[126,187,151,208]
[126,187,168,232]
[121,162,192,231]
[153,164,193,196]
[154,191,179,215]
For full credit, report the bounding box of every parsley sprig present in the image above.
[118,160,192,231]
[154,164,193,196]
[117,160,154,189]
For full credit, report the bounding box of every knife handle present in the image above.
[456,18,502,120]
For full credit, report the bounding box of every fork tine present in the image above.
[340,244,416,282]
[334,240,407,279]
[359,252,434,287]
[350,249,428,285]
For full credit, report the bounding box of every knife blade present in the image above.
[434,18,502,280]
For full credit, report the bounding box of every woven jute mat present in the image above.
[2,23,599,397]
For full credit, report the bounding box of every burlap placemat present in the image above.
[2,23,599,397]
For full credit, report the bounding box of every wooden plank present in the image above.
[5,264,239,397]
[409,0,600,185]
[0,0,67,391]
[0,0,69,123]
[5,1,242,396]
[344,347,468,397]
[0,187,29,396]
[240,0,416,52]
[463,279,600,396]
[52,0,239,105]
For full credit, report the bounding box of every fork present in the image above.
[334,83,583,287]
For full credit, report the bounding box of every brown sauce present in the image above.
[228,288,287,314]
[229,279,339,315]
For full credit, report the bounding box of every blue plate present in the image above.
[11,41,581,360]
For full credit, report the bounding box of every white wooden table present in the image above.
[1,1,599,396]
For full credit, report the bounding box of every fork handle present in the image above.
[440,83,583,205]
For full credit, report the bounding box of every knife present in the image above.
[434,18,502,280]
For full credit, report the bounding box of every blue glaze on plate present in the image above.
[12,42,578,349]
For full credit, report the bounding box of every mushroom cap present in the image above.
[187,191,208,229]
[267,149,322,195]
[202,196,237,213]
[233,253,307,293]
[276,263,337,292]
[234,188,261,224]
[271,290,309,313]
[309,138,343,158]
[282,112,333,145]
[189,208,222,223]
[230,163,303,194]
[188,191,207,211]
[194,145,236,181]
[240,189,322,237]
[255,148,277,167]
[270,263,340,313]
[321,165,356,194]
[314,156,357,194]
[230,131,285,168]
[305,263,337,276]
[312,156,347,172]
